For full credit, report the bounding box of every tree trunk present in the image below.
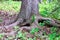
[18,0,39,23]
[2,0,60,29]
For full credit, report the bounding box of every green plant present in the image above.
[43,20,51,25]
[0,34,4,39]
[50,26,57,33]
[0,19,3,22]
[39,22,45,27]
[54,36,60,40]
[31,14,36,23]
[39,1,60,20]
[13,26,19,31]
[33,37,36,40]
[48,32,60,40]
[28,38,33,40]
[0,1,21,12]
[30,28,39,34]
[16,31,26,40]
[48,32,57,40]
[7,36,14,40]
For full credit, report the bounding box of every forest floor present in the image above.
[0,10,60,40]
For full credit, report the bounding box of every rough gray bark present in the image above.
[18,0,32,20]
[31,0,39,15]
[17,0,39,23]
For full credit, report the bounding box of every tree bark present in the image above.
[18,0,32,20]
[17,0,39,24]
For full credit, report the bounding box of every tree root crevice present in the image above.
[35,16,60,27]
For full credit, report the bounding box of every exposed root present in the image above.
[0,15,60,32]
[34,15,60,27]
[0,18,23,29]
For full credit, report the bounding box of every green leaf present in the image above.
[0,19,3,22]
[31,15,36,23]
[30,28,39,34]
[0,34,4,38]
[28,38,33,40]
[48,33,57,40]
[50,27,57,33]
[39,22,45,27]
[16,31,26,39]
[14,26,19,30]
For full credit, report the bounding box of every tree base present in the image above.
[0,15,60,33]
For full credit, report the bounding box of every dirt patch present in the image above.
[0,10,17,26]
